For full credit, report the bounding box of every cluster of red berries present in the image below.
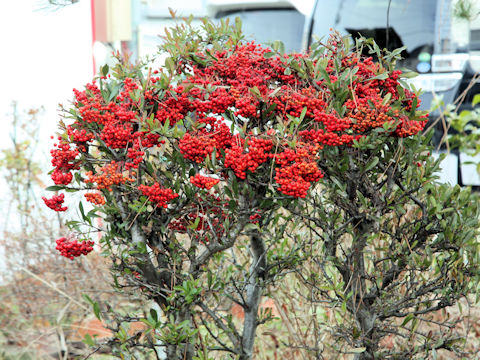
[51,169,73,185]
[100,122,133,149]
[50,140,80,185]
[84,161,135,191]
[299,128,355,147]
[42,193,68,212]
[314,111,351,132]
[394,115,427,137]
[56,237,94,260]
[273,87,325,120]
[197,117,233,149]
[170,38,425,198]
[224,136,274,179]
[155,86,191,124]
[179,116,234,165]
[67,125,94,145]
[275,160,324,198]
[179,133,215,163]
[70,77,165,170]
[249,211,261,224]
[273,145,324,198]
[138,183,179,208]
[84,192,106,205]
[190,174,220,190]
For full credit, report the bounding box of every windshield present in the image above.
[312,0,438,70]
[314,0,436,51]
[216,8,305,53]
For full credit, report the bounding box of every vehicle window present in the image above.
[312,0,437,68]
[216,9,305,53]
[471,30,480,51]
[313,0,437,48]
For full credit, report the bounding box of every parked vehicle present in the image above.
[208,0,480,186]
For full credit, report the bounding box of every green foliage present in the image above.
[453,0,479,21]
[292,130,480,358]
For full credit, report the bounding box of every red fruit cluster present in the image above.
[42,193,68,212]
[84,161,135,191]
[56,237,94,260]
[179,133,215,163]
[50,140,80,185]
[84,192,106,205]
[197,116,233,149]
[100,122,133,149]
[249,211,261,224]
[138,183,179,208]
[274,146,324,198]
[272,87,326,120]
[70,78,163,170]
[170,38,425,198]
[51,169,73,185]
[314,111,351,132]
[190,174,220,190]
[224,136,274,179]
[67,125,94,146]
[394,115,426,137]
[275,161,324,198]
[299,128,355,147]
[155,86,191,124]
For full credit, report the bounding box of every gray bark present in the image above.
[239,232,266,360]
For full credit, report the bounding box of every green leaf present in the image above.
[401,313,414,327]
[232,176,239,196]
[108,83,121,101]
[101,64,109,77]
[150,309,158,323]
[82,293,94,305]
[299,106,308,122]
[272,40,285,54]
[367,72,389,81]
[382,92,392,105]
[351,347,366,353]
[188,216,201,230]
[319,67,331,84]
[79,201,90,225]
[400,71,419,79]
[410,96,418,116]
[364,156,379,173]
[249,86,262,100]
[82,333,96,346]
[473,93,480,107]
[46,185,65,191]
[93,302,101,320]
[235,16,242,32]
[165,57,175,74]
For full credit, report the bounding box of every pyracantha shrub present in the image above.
[41,17,479,360]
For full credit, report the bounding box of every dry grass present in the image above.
[0,252,120,359]
[248,276,480,360]
[2,255,479,359]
